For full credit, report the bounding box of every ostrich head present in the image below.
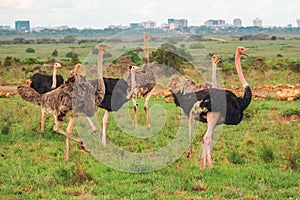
[236,47,248,57]
[129,65,140,71]
[54,63,62,71]
[167,74,185,93]
[99,45,107,53]
[73,64,86,76]
[212,55,220,64]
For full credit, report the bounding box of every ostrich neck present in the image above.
[212,61,217,88]
[126,69,136,99]
[144,39,149,69]
[235,53,248,88]
[97,50,105,98]
[51,68,58,88]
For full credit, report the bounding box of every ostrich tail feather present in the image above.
[17,86,42,106]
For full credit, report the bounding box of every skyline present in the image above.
[0,0,300,29]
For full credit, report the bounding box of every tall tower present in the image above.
[233,18,242,27]
[252,18,262,27]
[15,20,30,32]
[297,19,300,28]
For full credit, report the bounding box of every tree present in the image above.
[52,49,58,57]
[4,56,12,67]
[71,53,80,65]
[26,47,35,53]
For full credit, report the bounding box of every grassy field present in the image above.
[0,34,300,199]
[0,96,299,199]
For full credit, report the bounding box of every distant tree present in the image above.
[52,49,58,57]
[71,53,80,65]
[61,35,76,43]
[271,36,277,40]
[150,43,193,73]
[26,47,35,53]
[65,51,74,58]
[4,56,12,67]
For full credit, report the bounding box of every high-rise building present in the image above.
[204,19,225,26]
[297,19,300,28]
[129,23,140,29]
[140,21,156,28]
[252,18,262,27]
[167,18,188,29]
[15,20,30,32]
[233,18,242,27]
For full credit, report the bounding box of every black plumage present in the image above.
[172,86,252,125]
[89,77,131,112]
[30,73,64,94]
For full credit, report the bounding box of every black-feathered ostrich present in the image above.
[30,62,64,93]
[168,47,251,169]
[131,33,156,130]
[89,65,139,146]
[30,63,64,132]
[17,45,106,161]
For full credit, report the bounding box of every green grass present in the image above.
[0,97,299,199]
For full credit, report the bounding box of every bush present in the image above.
[3,56,13,67]
[65,51,75,58]
[26,47,35,53]
[52,49,58,57]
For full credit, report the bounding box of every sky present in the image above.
[0,0,299,29]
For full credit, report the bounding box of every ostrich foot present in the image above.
[80,142,90,152]
[147,124,151,131]
[201,154,213,169]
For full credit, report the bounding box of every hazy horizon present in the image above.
[0,0,299,29]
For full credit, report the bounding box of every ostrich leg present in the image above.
[41,108,45,132]
[132,97,138,129]
[201,112,220,169]
[102,110,109,146]
[144,92,152,130]
[53,116,90,161]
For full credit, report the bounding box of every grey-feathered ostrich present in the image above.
[168,47,251,169]
[17,45,106,161]
[89,65,139,145]
[132,33,156,130]
[30,63,64,132]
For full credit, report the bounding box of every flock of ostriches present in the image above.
[17,33,251,169]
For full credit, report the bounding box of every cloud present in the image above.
[0,0,299,28]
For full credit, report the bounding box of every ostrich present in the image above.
[30,63,64,132]
[17,45,107,161]
[30,63,64,94]
[132,33,156,130]
[89,65,139,145]
[168,47,251,169]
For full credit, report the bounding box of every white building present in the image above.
[252,18,262,27]
[233,18,242,27]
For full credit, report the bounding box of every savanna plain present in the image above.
[0,34,299,199]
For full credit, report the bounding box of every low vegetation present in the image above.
[0,34,299,199]
[0,97,299,199]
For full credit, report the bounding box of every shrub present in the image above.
[65,51,74,58]
[26,47,35,53]
[52,49,58,57]
[3,56,12,67]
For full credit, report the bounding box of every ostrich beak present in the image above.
[241,48,249,57]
